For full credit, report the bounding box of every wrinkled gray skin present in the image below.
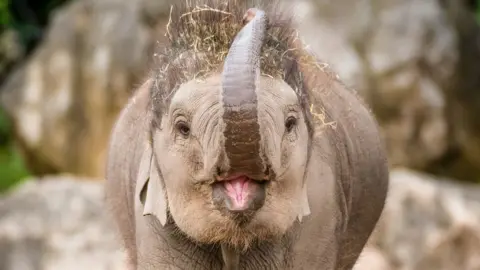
[105,8,388,270]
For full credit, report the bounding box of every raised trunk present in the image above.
[221,9,267,178]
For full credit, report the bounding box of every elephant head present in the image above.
[138,6,312,250]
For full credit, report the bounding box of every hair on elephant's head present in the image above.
[139,0,320,250]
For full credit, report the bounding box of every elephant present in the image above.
[104,0,389,269]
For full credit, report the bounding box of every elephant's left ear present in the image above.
[297,183,311,222]
[136,140,168,226]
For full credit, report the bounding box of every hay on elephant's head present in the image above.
[150,0,332,113]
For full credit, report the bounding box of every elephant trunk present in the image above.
[221,9,267,179]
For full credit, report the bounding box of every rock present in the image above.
[0,176,125,270]
[358,168,480,270]
[0,0,170,177]
[2,170,480,269]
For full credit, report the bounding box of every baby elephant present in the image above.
[105,1,389,269]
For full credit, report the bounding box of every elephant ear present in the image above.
[297,183,311,222]
[135,140,168,226]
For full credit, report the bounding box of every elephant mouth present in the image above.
[211,173,268,224]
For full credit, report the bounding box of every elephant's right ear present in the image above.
[135,141,168,226]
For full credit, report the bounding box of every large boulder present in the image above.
[355,169,480,270]
[2,169,480,269]
[0,176,124,270]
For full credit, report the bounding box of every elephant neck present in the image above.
[219,236,293,269]
[160,222,295,269]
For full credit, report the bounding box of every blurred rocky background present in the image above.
[1,0,480,269]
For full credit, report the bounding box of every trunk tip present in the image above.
[242,8,261,25]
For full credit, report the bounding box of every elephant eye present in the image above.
[175,121,190,137]
[285,116,297,133]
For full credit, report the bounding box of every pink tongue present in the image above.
[224,176,250,209]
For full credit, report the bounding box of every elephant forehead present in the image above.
[170,75,223,109]
[170,74,298,111]
[256,77,298,104]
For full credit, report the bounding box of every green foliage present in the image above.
[0,145,31,192]
[0,0,9,26]
[477,0,480,24]
[0,107,31,193]
[0,0,30,194]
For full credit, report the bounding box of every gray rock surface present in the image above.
[0,176,124,270]
[2,170,480,269]
[356,169,480,270]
